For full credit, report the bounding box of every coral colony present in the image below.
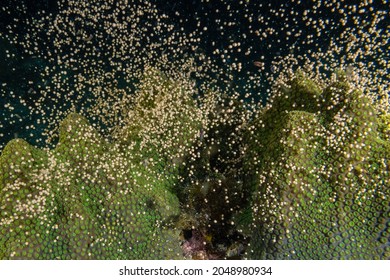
[0,0,389,259]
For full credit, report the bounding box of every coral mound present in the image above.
[246,72,390,259]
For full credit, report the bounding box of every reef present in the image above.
[0,68,389,259]
[0,68,189,259]
[246,72,390,259]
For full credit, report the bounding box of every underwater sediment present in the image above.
[0,0,389,259]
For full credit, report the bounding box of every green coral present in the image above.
[1,67,389,260]
[0,70,187,259]
[246,72,389,259]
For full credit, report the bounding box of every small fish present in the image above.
[253,61,264,68]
